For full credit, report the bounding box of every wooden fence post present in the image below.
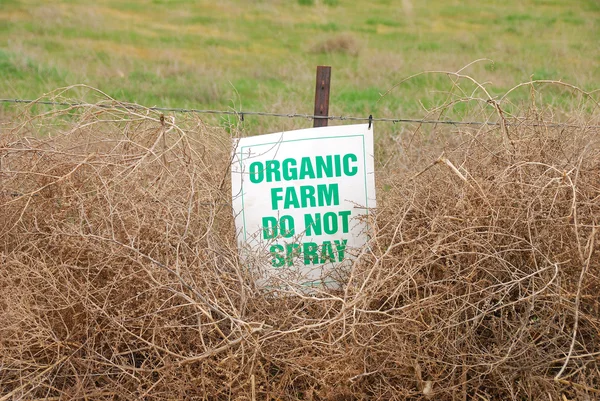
[313,66,331,128]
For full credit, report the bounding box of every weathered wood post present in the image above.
[313,66,331,128]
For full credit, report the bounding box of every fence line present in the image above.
[0,98,596,129]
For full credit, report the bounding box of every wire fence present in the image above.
[0,97,597,129]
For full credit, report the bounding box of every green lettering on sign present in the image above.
[271,184,340,210]
[262,216,278,239]
[303,242,319,265]
[270,244,285,267]
[315,155,333,178]
[285,243,301,266]
[317,183,338,207]
[304,210,352,236]
[249,161,264,184]
[266,160,281,182]
[269,239,350,267]
[335,239,348,260]
[271,187,283,210]
[284,186,300,209]
[323,212,338,234]
[299,157,315,179]
[300,186,316,208]
[247,153,358,185]
[304,213,322,236]
[343,154,358,176]
[338,210,351,233]
[282,158,297,180]
[320,241,335,263]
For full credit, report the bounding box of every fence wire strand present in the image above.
[1,98,595,129]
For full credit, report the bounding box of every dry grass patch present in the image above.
[311,34,360,56]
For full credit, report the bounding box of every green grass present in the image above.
[1,0,599,131]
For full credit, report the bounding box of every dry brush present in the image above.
[1,86,599,400]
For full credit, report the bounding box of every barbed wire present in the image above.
[0,98,596,128]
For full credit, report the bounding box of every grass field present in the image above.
[2,0,600,129]
[3,2,600,399]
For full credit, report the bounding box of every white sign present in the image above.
[231,124,376,289]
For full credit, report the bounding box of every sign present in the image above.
[231,124,376,289]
